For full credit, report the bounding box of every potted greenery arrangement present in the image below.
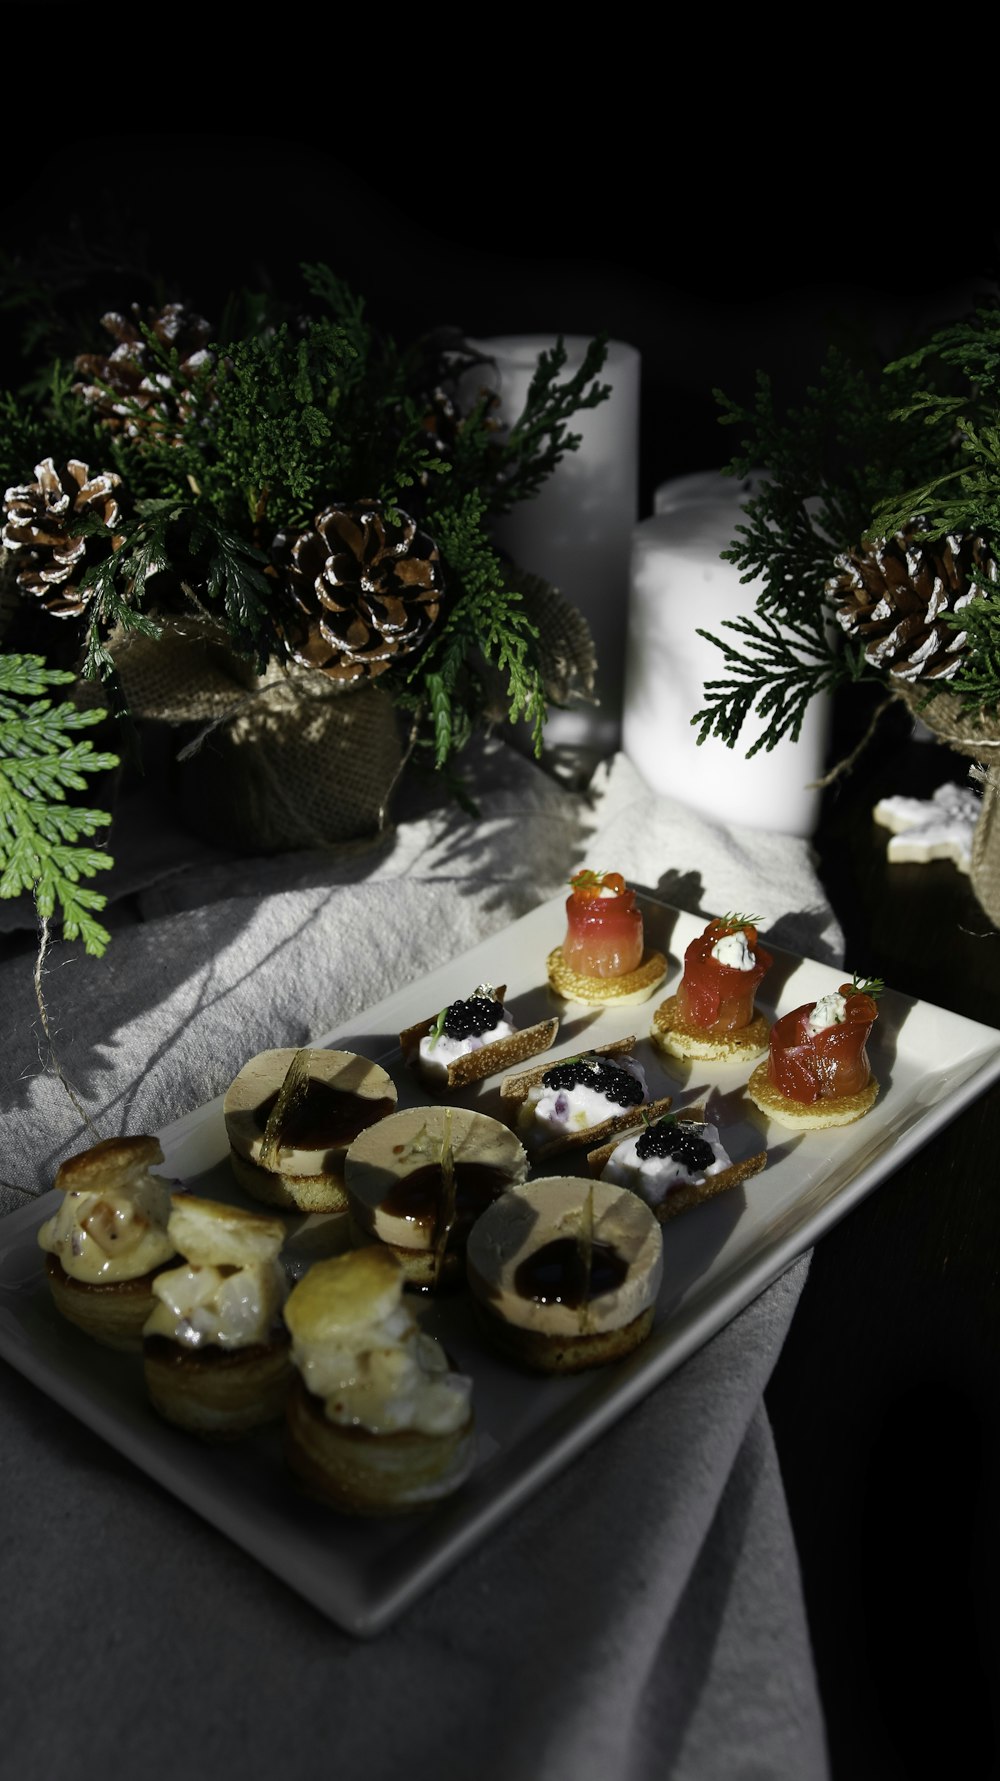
[697,289,1000,924]
[0,264,609,956]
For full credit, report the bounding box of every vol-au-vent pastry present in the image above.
[224,1046,397,1214]
[143,1195,292,1439]
[282,1246,476,1515]
[747,976,883,1130]
[344,1105,529,1290]
[399,983,559,1091]
[500,1035,673,1158]
[651,912,774,1063]
[37,1135,178,1351]
[465,1176,663,1373]
[546,869,667,1007]
[588,1108,767,1221]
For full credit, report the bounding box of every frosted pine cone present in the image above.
[830,518,998,683]
[2,457,123,616]
[280,501,443,682]
[72,301,213,443]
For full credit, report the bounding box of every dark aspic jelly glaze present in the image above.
[252,1081,395,1148]
[377,1162,511,1244]
[767,985,879,1103]
[513,1237,628,1307]
[674,917,773,1033]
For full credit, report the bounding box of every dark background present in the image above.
[4,131,997,519]
[5,129,1000,1778]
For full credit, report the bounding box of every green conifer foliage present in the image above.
[0,655,118,955]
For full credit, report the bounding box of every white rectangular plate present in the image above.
[2,893,999,1638]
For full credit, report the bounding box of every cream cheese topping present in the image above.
[417,1013,517,1083]
[807,990,847,1034]
[283,1248,472,1436]
[520,1056,649,1135]
[143,1193,289,1349]
[711,929,755,970]
[38,1170,175,1285]
[599,1120,732,1208]
[466,1177,663,1337]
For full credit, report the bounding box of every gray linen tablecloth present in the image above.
[0,740,840,1781]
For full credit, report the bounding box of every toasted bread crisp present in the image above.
[469,1299,657,1374]
[499,1038,673,1159]
[746,1061,880,1131]
[546,946,667,1007]
[650,994,770,1064]
[586,1106,767,1221]
[499,1034,640,1103]
[400,984,559,1090]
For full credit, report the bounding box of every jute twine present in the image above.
[79,617,405,852]
[893,684,1000,926]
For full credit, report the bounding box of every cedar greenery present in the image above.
[0,654,118,956]
[695,296,1000,755]
[0,262,611,952]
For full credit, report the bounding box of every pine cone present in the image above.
[1,457,123,616]
[279,501,443,682]
[72,301,213,443]
[418,385,463,460]
[830,518,998,684]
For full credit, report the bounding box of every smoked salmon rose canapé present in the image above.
[546,870,667,1007]
[651,913,773,1063]
[746,976,883,1130]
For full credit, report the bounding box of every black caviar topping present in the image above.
[542,1055,644,1108]
[635,1120,715,1171]
[442,994,504,1040]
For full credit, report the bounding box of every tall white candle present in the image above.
[467,335,641,756]
[622,469,831,836]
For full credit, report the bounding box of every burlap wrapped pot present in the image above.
[894,684,1000,926]
[77,575,598,857]
[89,618,405,853]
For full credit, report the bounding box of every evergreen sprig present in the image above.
[394,491,548,766]
[871,300,1000,550]
[696,314,997,753]
[484,334,611,514]
[0,654,118,955]
[0,260,611,948]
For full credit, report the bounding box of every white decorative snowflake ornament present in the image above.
[872,781,981,874]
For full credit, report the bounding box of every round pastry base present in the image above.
[469,1296,656,1375]
[44,1253,174,1353]
[143,1330,293,1440]
[746,1062,880,1131]
[545,946,667,1007]
[230,1145,349,1215]
[650,995,770,1063]
[283,1377,476,1515]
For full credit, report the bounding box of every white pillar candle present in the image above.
[622,470,831,836]
[467,335,641,757]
